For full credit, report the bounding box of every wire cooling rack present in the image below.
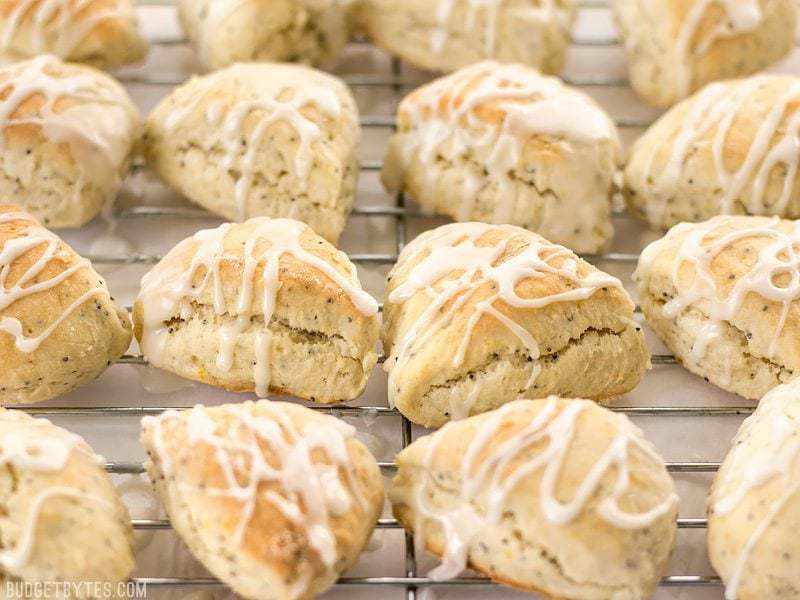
[23,1,800,598]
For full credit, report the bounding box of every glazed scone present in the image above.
[141,401,384,600]
[611,0,796,107]
[133,217,379,403]
[383,62,621,254]
[0,205,132,405]
[360,0,575,74]
[0,0,148,70]
[0,409,134,593]
[625,75,800,231]
[179,0,353,72]
[383,222,649,428]
[390,398,678,598]
[144,62,360,243]
[635,215,800,399]
[708,378,800,600]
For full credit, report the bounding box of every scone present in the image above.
[383,222,650,428]
[382,61,621,254]
[390,398,678,598]
[360,0,576,74]
[611,0,796,107]
[141,401,384,600]
[144,62,360,243]
[635,215,800,399]
[624,75,800,230]
[133,217,380,403]
[0,54,140,228]
[0,205,132,405]
[0,409,134,591]
[179,0,353,72]
[707,378,800,600]
[0,0,148,70]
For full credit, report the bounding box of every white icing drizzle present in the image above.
[162,64,343,221]
[641,75,800,223]
[397,398,677,580]
[0,210,108,352]
[710,380,800,599]
[0,0,134,59]
[395,61,619,226]
[385,222,625,410]
[142,403,367,574]
[675,0,764,98]
[635,216,800,361]
[138,217,378,397]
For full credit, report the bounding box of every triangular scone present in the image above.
[141,401,385,600]
[360,0,575,75]
[0,0,148,70]
[383,222,649,428]
[390,398,678,599]
[144,62,360,244]
[612,0,796,107]
[624,75,800,230]
[707,378,800,600]
[0,205,132,405]
[134,217,380,403]
[178,0,352,72]
[0,409,134,587]
[635,215,800,400]
[0,55,141,228]
[382,61,620,254]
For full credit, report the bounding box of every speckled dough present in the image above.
[0,0,148,70]
[179,0,353,71]
[141,401,385,600]
[624,75,800,231]
[382,62,621,254]
[144,62,360,244]
[390,398,678,599]
[635,216,800,400]
[611,0,795,107]
[0,206,132,406]
[382,222,650,428]
[360,0,575,74]
[0,409,134,595]
[708,378,800,600]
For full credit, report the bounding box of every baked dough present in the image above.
[0,0,148,70]
[707,378,800,600]
[360,0,575,74]
[635,215,800,399]
[382,61,620,254]
[624,75,800,231]
[390,397,678,598]
[141,401,384,600]
[0,205,132,405]
[179,0,352,72]
[383,222,649,428]
[0,409,134,592]
[0,54,140,229]
[133,217,380,403]
[611,0,796,107]
[144,62,360,244]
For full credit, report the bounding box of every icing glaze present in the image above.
[635,216,800,363]
[395,61,619,226]
[395,398,677,580]
[0,210,109,352]
[138,218,378,397]
[640,75,800,224]
[162,64,344,221]
[142,403,367,578]
[385,222,626,413]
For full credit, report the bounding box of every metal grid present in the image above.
[20,1,759,595]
